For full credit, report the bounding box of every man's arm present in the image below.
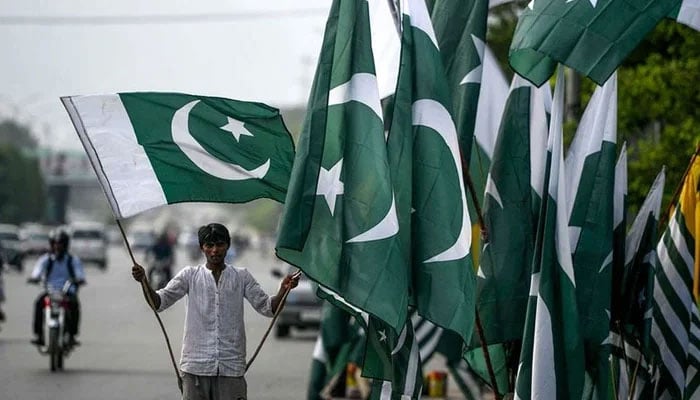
[132,264,161,309]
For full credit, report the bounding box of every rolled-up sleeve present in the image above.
[156,267,190,312]
[243,270,272,317]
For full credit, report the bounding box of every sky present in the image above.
[0,1,332,150]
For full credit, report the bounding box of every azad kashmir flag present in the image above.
[276,0,410,332]
[509,0,700,86]
[563,73,617,398]
[514,68,585,400]
[650,148,700,399]
[61,93,295,218]
[610,168,665,400]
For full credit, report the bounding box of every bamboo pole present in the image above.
[116,220,182,393]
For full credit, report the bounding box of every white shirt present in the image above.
[156,264,273,377]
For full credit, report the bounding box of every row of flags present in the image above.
[60,0,700,399]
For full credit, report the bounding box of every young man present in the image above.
[131,223,299,400]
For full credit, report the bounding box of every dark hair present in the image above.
[198,223,230,247]
[49,228,70,247]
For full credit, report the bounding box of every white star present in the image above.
[378,329,387,342]
[317,159,344,216]
[219,117,254,142]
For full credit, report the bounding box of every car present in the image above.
[271,265,322,338]
[0,223,25,271]
[127,228,156,253]
[69,222,108,269]
[20,226,51,256]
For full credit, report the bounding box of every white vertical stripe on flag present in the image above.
[62,94,166,218]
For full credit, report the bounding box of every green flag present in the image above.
[610,167,665,400]
[475,73,551,349]
[61,93,295,218]
[276,0,409,332]
[564,72,618,398]
[650,151,700,399]
[307,302,365,400]
[401,0,477,349]
[509,0,700,86]
[514,68,585,399]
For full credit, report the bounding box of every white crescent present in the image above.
[171,100,270,180]
[412,99,471,263]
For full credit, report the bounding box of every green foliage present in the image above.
[0,144,46,223]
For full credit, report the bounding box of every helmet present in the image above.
[48,228,70,248]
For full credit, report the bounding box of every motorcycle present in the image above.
[35,280,78,372]
[148,257,172,291]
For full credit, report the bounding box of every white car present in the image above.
[69,222,108,269]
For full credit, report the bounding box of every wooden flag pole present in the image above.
[245,269,302,372]
[116,219,183,393]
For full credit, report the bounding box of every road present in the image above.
[0,244,316,400]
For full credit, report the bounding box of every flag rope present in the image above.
[116,219,183,393]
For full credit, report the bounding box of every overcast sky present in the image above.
[0,1,331,150]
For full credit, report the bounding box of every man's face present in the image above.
[51,241,67,257]
[201,241,229,266]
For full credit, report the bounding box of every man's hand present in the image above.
[26,277,40,285]
[280,271,301,292]
[132,264,146,282]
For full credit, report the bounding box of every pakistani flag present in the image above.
[397,0,476,349]
[276,0,409,332]
[307,302,365,400]
[509,0,700,86]
[514,68,585,400]
[564,73,618,398]
[611,143,628,319]
[475,73,551,348]
[650,150,700,399]
[609,168,664,400]
[61,93,295,218]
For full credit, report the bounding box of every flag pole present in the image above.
[116,219,183,393]
[460,158,500,399]
[245,269,302,372]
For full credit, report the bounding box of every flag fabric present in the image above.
[609,168,665,399]
[649,149,700,399]
[307,303,366,400]
[364,316,425,400]
[276,0,410,332]
[514,68,585,400]
[611,143,628,320]
[475,72,551,349]
[509,0,700,86]
[61,93,295,219]
[563,73,618,398]
[384,0,476,346]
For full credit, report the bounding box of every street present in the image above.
[0,244,316,400]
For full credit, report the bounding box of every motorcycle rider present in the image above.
[146,231,174,286]
[28,228,86,346]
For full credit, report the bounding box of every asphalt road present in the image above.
[0,245,317,400]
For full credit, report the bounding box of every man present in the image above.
[28,228,86,346]
[146,231,175,288]
[132,222,300,400]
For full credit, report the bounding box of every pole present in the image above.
[245,269,302,372]
[116,219,183,393]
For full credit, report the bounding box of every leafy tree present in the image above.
[0,143,46,223]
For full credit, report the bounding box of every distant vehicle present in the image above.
[127,229,156,253]
[20,227,51,256]
[0,223,25,271]
[271,265,322,338]
[69,222,108,270]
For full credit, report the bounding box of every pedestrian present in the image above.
[131,222,300,400]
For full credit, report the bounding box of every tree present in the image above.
[0,143,46,223]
